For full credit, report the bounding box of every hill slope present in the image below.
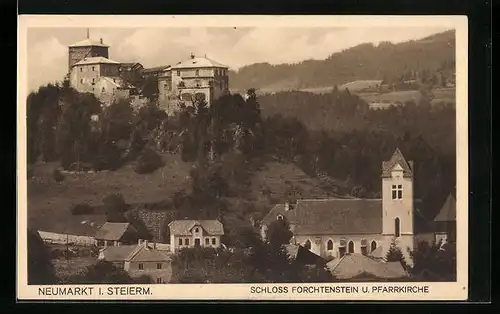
[229,30,455,92]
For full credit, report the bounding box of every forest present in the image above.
[228,30,456,92]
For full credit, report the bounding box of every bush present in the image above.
[70,203,94,215]
[53,169,65,182]
[134,148,165,174]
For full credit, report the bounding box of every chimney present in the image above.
[100,38,103,44]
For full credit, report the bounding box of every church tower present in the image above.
[381,148,415,258]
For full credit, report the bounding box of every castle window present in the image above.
[177,70,181,76]
[80,79,84,84]
[304,240,311,250]
[92,78,95,84]
[195,69,199,76]
[395,218,401,237]
[392,184,403,200]
[327,240,333,250]
[102,87,105,93]
[80,67,83,72]
[92,66,95,71]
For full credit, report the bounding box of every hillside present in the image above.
[229,30,455,93]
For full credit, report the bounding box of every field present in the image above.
[27,153,194,232]
[52,256,96,280]
[359,90,423,104]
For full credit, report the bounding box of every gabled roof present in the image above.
[73,57,120,66]
[171,56,228,70]
[142,65,171,73]
[36,214,106,237]
[327,253,408,280]
[69,38,109,48]
[99,245,136,262]
[99,243,172,262]
[434,194,456,222]
[381,148,413,178]
[262,199,383,235]
[168,220,224,236]
[94,222,135,241]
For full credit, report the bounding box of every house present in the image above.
[142,65,171,78]
[168,219,224,253]
[94,222,140,247]
[35,214,106,246]
[261,148,430,265]
[98,240,172,283]
[433,193,456,244]
[327,253,408,281]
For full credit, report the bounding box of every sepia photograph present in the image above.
[17,15,468,300]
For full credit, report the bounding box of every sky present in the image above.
[26,26,450,92]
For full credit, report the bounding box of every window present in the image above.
[92,66,95,71]
[195,228,199,233]
[277,214,284,220]
[92,78,95,84]
[157,263,162,269]
[327,240,333,250]
[361,239,368,255]
[195,238,201,247]
[212,238,216,245]
[80,67,83,72]
[177,70,181,76]
[371,240,377,252]
[156,277,162,284]
[102,87,105,92]
[80,79,84,84]
[304,240,311,250]
[205,238,210,245]
[395,217,401,237]
[178,238,182,246]
[195,69,199,76]
[348,241,355,254]
[392,184,403,199]
[138,263,144,270]
[195,80,201,87]
[185,238,190,246]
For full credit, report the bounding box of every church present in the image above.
[261,148,440,263]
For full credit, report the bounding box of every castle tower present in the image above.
[68,28,110,73]
[381,148,415,259]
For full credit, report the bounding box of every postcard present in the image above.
[17,14,468,301]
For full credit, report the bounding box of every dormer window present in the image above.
[392,184,403,200]
[195,227,199,233]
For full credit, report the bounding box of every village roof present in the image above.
[73,56,120,66]
[168,220,224,236]
[94,222,135,241]
[434,194,456,222]
[381,148,413,178]
[171,56,228,70]
[35,214,106,237]
[69,38,109,48]
[263,199,383,235]
[100,243,172,262]
[368,245,385,259]
[327,253,408,280]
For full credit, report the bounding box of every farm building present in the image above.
[36,214,106,246]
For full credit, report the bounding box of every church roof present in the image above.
[171,56,228,69]
[263,199,383,235]
[381,148,413,178]
[434,194,456,222]
[69,38,109,48]
[74,56,120,66]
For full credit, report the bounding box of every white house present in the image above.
[168,219,224,253]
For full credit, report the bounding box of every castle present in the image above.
[261,148,438,264]
[66,30,230,112]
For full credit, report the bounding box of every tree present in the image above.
[134,148,165,174]
[68,261,135,284]
[265,219,293,247]
[27,229,57,285]
[408,240,456,281]
[103,193,128,222]
[385,238,408,270]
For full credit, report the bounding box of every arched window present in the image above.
[395,217,401,237]
[276,214,283,220]
[371,240,377,252]
[304,240,311,250]
[360,239,368,255]
[327,240,333,250]
[348,241,354,253]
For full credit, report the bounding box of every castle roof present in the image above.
[168,219,224,236]
[263,199,384,235]
[381,148,413,178]
[69,38,109,48]
[171,56,228,70]
[74,56,120,66]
